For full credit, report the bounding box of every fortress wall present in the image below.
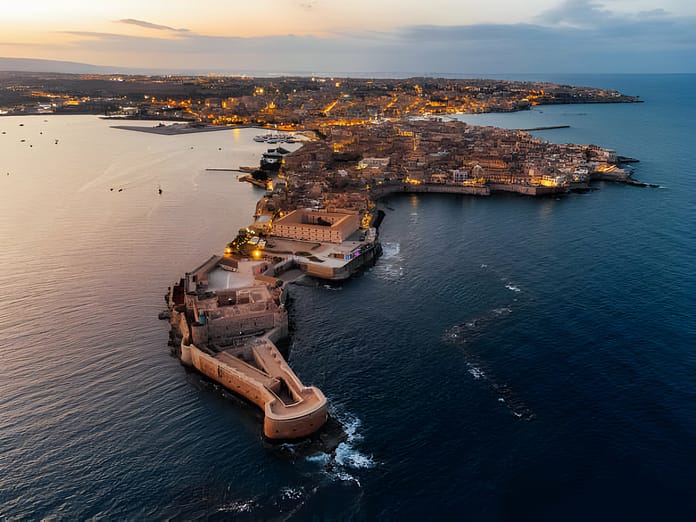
[303,262,335,279]
[178,311,191,345]
[189,345,274,410]
[371,183,491,197]
[191,323,208,346]
[264,401,328,439]
[489,183,565,195]
[187,342,328,439]
[206,312,276,343]
[191,255,221,286]
[254,274,279,285]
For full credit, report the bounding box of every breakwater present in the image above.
[370,181,567,197]
[518,125,571,131]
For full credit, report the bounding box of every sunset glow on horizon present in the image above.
[2,0,695,74]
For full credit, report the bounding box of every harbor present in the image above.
[163,114,649,439]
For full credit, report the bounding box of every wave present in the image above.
[280,487,304,501]
[304,409,377,488]
[380,241,401,259]
[216,499,256,514]
[443,308,534,420]
[466,362,486,380]
[335,442,376,469]
[373,242,403,281]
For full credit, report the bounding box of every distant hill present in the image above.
[0,56,279,77]
[0,57,169,75]
[0,57,112,74]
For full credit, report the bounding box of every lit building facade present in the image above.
[272,209,359,244]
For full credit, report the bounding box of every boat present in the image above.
[260,149,285,171]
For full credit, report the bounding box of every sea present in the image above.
[0,74,694,521]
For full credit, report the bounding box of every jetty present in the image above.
[517,125,570,131]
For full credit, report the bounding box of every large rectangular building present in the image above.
[272,209,359,244]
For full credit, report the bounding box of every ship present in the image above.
[260,148,288,171]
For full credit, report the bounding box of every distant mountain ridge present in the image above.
[0,56,304,77]
[0,57,197,75]
[0,57,409,78]
[0,57,123,74]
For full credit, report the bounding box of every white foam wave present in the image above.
[505,283,521,292]
[306,409,377,484]
[443,319,535,420]
[340,413,363,443]
[380,242,401,259]
[374,242,404,280]
[335,442,377,469]
[442,329,464,343]
[217,500,256,513]
[492,307,512,316]
[280,487,304,501]
[305,452,331,466]
[328,470,361,487]
[466,363,485,380]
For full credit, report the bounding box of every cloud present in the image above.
[536,0,612,27]
[117,18,189,33]
[54,2,696,74]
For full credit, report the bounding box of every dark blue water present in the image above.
[1,75,694,520]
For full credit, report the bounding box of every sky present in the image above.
[1,0,695,74]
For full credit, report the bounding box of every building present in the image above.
[452,169,468,183]
[358,157,390,169]
[271,209,360,244]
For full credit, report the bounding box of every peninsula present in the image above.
[163,113,643,440]
[2,71,645,439]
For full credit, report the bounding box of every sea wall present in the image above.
[371,183,491,198]
[184,341,328,439]
[489,183,565,196]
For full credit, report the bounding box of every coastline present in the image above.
[110,123,234,135]
[164,102,651,440]
[3,74,692,521]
